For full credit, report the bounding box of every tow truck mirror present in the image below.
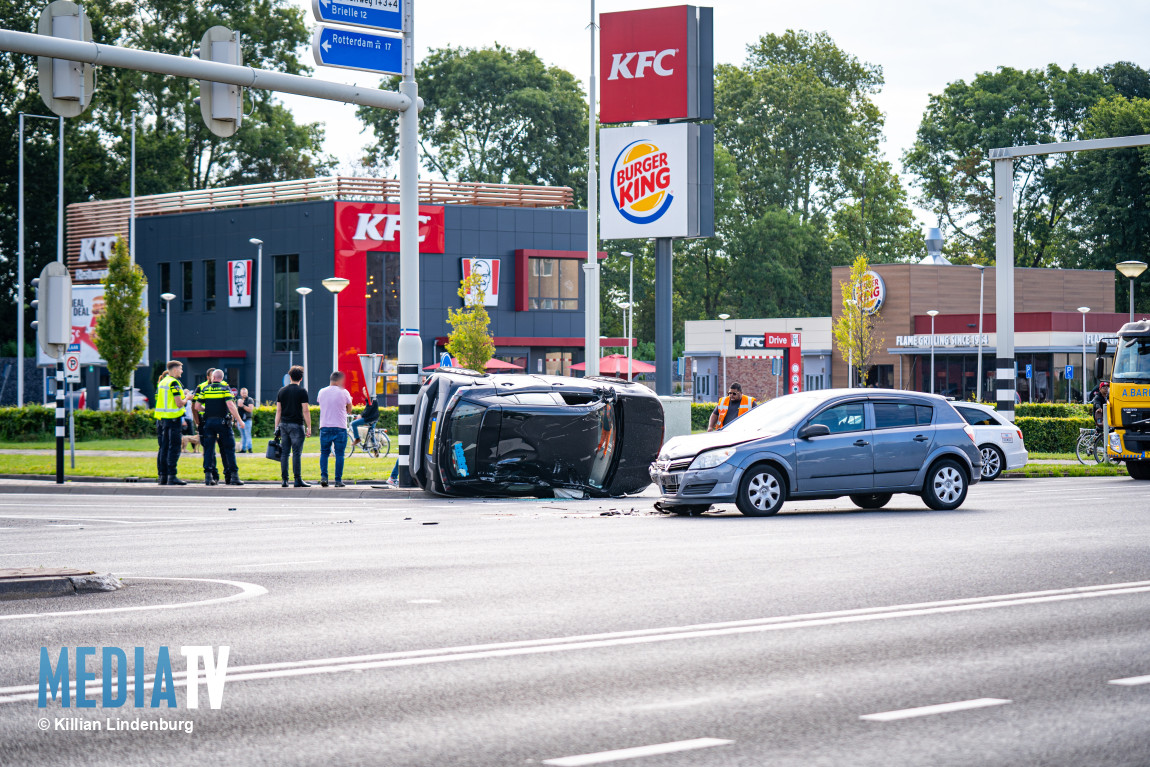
[1095,356,1105,382]
[1096,340,1107,357]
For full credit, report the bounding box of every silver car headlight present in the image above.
[689,446,737,472]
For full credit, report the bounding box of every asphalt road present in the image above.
[1,477,1148,766]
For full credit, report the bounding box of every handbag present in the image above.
[265,436,282,461]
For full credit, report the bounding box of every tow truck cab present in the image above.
[1096,320,1150,480]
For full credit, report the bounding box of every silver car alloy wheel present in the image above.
[980,446,1001,478]
[933,465,964,503]
[747,470,781,511]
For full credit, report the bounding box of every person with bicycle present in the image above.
[350,386,380,450]
[316,371,355,488]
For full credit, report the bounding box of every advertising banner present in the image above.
[37,284,149,368]
[334,202,445,254]
[228,259,252,308]
[461,258,500,307]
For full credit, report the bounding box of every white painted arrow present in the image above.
[322,38,331,53]
[319,0,329,6]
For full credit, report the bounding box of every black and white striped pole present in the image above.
[32,262,72,485]
[396,0,420,488]
[55,361,65,483]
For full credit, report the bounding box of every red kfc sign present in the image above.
[334,202,445,253]
[599,5,713,125]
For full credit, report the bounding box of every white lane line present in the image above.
[0,552,54,557]
[3,580,1148,703]
[861,698,1011,722]
[0,576,265,624]
[1109,674,1150,686]
[234,560,325,569]
[407,599,442,604]
[542,738,733,766]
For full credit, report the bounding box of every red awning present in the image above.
[423,357,525,372]
[570,354,656,375]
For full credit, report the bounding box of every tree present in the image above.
[358,45,587,199]
[92,236,148,409]
[832,255,884,387]
[446,273,495,372]
[903,65,1110,266]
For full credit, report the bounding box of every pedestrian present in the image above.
[154,360,190,486]
[707,382,756,432]
[235,386,255,453]
[316,370,354,487]
[194,369,245,486]
[274,365,312,488]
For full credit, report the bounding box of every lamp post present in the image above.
[973,264,986,402]
[615,301,631,380]
[1078,306,1090,405]
[620,251,635,382]
[160,293,176,361]
[1117,260,1147,321]
[296,287,312,394]
[927,310,939,394]
[323,277,350,374]
[249,238,263,402]
[718,313,730,394]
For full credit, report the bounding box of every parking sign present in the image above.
[1065,365,1074,380]
[64,343,81,383]
[1025,364,1033,380]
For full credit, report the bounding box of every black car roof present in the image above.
[428,371,658,399]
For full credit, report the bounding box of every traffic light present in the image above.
[36,0,94,118]
[198,26,244,137]
[31,262,73,360]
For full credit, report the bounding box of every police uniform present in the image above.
[154,372,187,485]
[195,381,243,486]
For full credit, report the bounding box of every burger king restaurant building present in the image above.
[64,177,626,404]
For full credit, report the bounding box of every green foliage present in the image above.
[445,273,495,372]
[93,236,148,407]
[1015,416,1093,454]
[691,403,713,431]
[832,254,884,385]
[359,45,587,202]
[1015,403,1091,419]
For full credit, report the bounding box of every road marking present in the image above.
[407,599,442,604]
[861,698,1011,722]
[1109,674,1150,686]
[542,738,733,766]
[0,551,54,557]
[234,560,325,569]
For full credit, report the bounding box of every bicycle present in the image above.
[1076,426,1117,466]
[346,415,391,459]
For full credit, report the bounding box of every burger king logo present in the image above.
[610,140,673,224]
[854,270,886,315]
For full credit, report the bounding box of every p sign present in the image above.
[64,345,81,383]
[1065,365,1074,380]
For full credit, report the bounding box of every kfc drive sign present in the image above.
[599,5,713,124]
[334,202,445,253]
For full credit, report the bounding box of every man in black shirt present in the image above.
[194,369,244,486]
[275,365,312,487]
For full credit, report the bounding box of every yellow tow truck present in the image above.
[1096,320,1150,480]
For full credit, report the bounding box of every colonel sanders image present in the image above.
[471,260,492,295]
[233,261,247,301]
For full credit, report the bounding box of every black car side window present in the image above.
[808,402,866,434]
[873,402,918,429]
[916,405,934,425]
[956,406,994,426]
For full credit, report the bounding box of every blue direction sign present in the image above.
[312,0,402,33]
[312,25,402,76]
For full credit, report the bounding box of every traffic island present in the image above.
[0,568,122,601]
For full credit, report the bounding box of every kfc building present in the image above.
[65,177,623,403]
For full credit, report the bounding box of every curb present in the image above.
[0,478,428,500]
[0,570,122,601]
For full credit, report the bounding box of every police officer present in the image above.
[194,369,244,486]
[155,360,190,486]
[191,368,226,482]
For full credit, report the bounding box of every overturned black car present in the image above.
[409,371,664,498]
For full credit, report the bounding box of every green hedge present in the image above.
[691,403,712,431]
[1015,403,1091,419]
[0,405,399,442]
[1015,416,1093,453]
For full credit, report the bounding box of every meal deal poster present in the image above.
[600,123,692,240]
[37,285,149,367]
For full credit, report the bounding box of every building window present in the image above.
[273,254,300,352]
[204,260,216,312]
[159,263,170,313]
[366,252,399,358]
[528,258,579,310]
[181,261,193,311]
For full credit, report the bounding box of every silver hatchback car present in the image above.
[650,389,982,516]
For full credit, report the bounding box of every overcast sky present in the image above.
[282,0,1150,228]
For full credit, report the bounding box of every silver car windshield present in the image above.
[721,393,822,436]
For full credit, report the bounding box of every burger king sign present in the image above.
[600,123,710,239]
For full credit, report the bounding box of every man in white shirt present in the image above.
[316,370,354,487]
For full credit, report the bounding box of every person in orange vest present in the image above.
[708,382,757,431]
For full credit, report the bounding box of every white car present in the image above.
[952,402,1028,480]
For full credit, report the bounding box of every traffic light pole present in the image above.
[55,360,64,483]
[396,0,419,488]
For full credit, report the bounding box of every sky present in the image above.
[281,0,1150,229]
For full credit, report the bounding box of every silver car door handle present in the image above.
[853,439,869,447]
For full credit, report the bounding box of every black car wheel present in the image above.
[736,464,786,517]
[849,493,892,510]
[922,459,969,511]
[979,445,1004,481]
[1127,460,1150,480]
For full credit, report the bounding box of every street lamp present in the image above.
[1078,306,1090,405]
[322,277,350,374]
[1117,260,1147,321]
[927,310,939,394]
[296,287,312,394]
[718,313,730,394]
[620,251,635,382]
[249,238,263,403]
[615,301,631,381]
[972,264,986,402]
[160,293,176,362]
